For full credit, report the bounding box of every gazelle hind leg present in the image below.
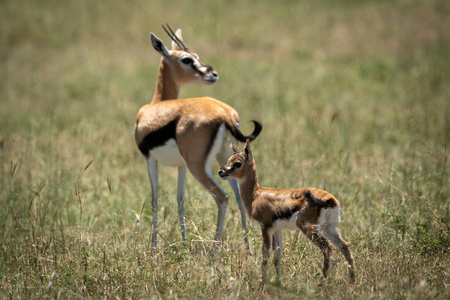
[299,224,332,279]
[179,124,229,245]
[322,224,355,282]
[187,164,229,245]
[228,178,251,251]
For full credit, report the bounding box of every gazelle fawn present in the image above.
[135,26,261,249]
[218,140,355,284]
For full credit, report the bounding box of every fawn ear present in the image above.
[228,138,241,153]
[244,139,253,160]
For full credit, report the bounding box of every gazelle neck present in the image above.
[239,162,260,214]
[152,58,181,102]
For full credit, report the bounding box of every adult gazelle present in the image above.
[135,26,262,249]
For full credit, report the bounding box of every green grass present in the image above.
[1,0,449,298]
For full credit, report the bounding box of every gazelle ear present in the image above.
[229,138,241,154]
[150,33,171,58]
[171,29,184,50]
[244,139,253,160]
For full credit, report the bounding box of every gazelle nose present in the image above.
[207,68,219,82]
[206,65,218,77]
[218,169,226,177]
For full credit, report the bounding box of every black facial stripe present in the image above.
[194,65,206,75]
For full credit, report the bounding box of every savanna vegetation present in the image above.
[1,0,449,298]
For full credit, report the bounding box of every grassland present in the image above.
[1,0,449,298]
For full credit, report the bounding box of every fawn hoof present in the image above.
[349,270,356,284]
[259,280,267,292]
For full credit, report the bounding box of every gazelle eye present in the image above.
[181,57,193,64]
[233,162,242,168]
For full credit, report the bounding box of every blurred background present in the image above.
[1,0,449,298]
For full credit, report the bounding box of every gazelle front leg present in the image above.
[272,231,283,281]
[177,164,188,242]
[261,228,272,285]
[147,157,159,249]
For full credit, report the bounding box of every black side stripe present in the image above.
[269,205,301,224]
[304,190,336,208]
[138,118,179,156]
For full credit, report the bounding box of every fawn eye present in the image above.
[181,57,193,64]
[233,162,242,168]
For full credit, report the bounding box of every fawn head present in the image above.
[218,139,254,180]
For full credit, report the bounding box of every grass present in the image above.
[1,0,449,298]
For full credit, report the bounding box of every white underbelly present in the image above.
[254,212,300,234]
[150,139,185,166]
[271,212,299,231]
